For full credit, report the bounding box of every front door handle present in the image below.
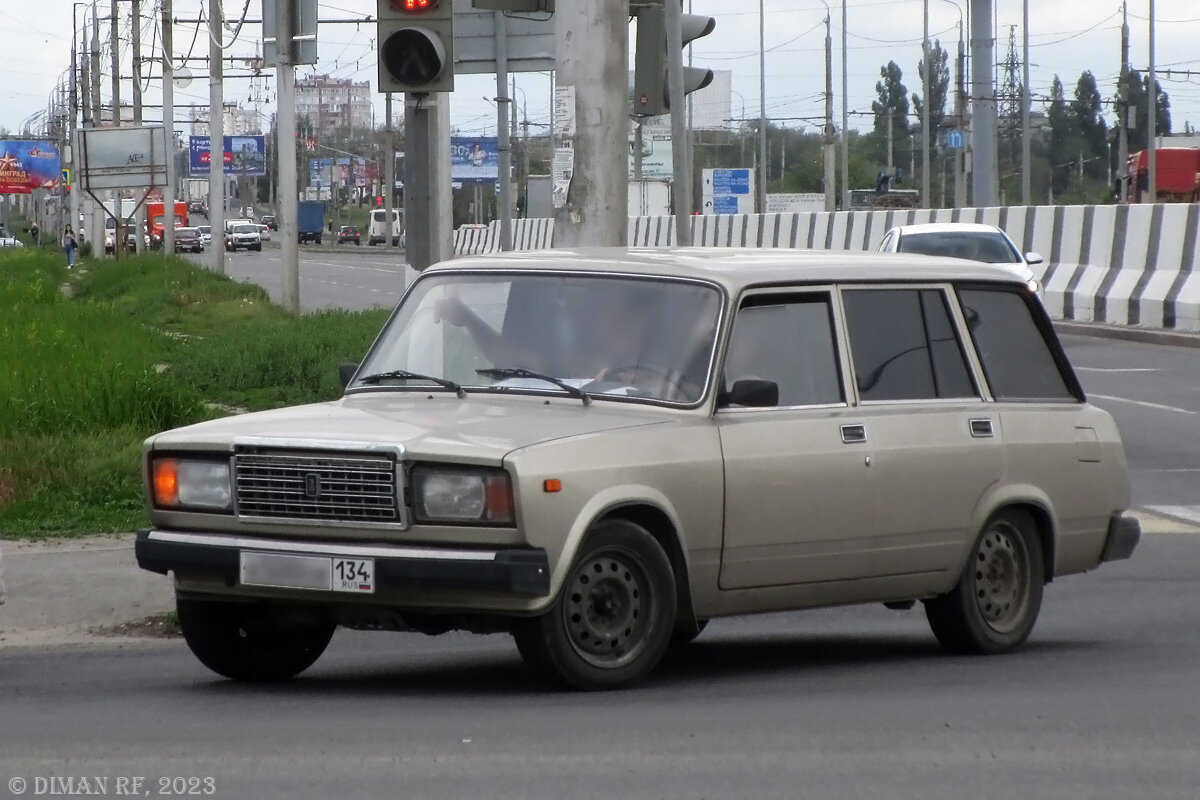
[841,423,867,444]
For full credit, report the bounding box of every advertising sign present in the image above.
[0,140,62,194]
[308,157,373,189]
[766,193,826,214]
[450,136,499,183]
[628,132,673,181]
[189,135,267,176]
[77,126,167,191]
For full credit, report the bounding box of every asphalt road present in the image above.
[2,534,1197,799]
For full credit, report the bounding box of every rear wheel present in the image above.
[925,509,1045,655]
[176,597,335,681]
[513,519,677,690]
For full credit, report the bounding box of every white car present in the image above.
[877,222,1043,294]
[225,223,262,252]
[196,225,213,248]
[0,226,23,248]
[256,224,271,242]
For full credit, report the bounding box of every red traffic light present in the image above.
[391,0,439,10]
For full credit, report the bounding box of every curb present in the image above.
[1055,320,1200,349]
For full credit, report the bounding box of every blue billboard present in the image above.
[189,135,267,176]
[450,136,499,183]
[0,140,61,194]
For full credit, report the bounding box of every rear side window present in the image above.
[956,288,1077,401]
[843,288,977,401]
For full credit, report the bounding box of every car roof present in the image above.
[430,247,1024,292]
[892,222,1005,235]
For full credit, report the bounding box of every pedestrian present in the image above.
[30,221,40,245]
[62,224,78,268]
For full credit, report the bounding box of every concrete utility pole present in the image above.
[757,0,767,214]
[969,0,997,207]
[384,92,394,252]
[841,0,849,210]
[666,0,693,243]
[1148,0,1157,202]
[1117,2,1130,204]
[208,0,225,274]
[1021,0,1031,205]
[922,0,930,207]
[162,0,175,255]
[823,9,835,212]
[110,0,121,125]
[132,0,146,253]
[90,8,103,249]
[954,19,967,208]
[552,0,628,248]
[276,0,299,312]
[70,3,81,247]
[495,12,513,251]
[404,93,453,269]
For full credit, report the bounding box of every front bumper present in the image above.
[135,529,550,598]
[1101,513,1141,562]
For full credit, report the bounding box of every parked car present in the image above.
[0,226,23,248]
[260,215,278,231]
[878,222,1043,294]
[256,224,271,242]
[337,225,361,245]
[224,223,261,252]
[135,249,1139,690]
[173,226,203,253]
[196,225,213,248]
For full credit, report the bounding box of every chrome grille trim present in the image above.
[233,451,404,527]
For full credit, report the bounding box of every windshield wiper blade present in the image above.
[476,367,592,406]
[356,369,466,398]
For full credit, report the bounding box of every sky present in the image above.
[2,1,1200,141]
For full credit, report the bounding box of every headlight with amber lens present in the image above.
[152,458,233,511]
[412,467,514,525]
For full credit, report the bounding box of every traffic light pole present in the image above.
[276,0,300,312]
[405,92,453,270]
[384,92,394,250]
[664,0,692,244]
[495,12,513,252]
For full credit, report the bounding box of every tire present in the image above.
[176,597,335,681]
[670,618,708,647]
[924,509,1045,655]
[513,519,677,690]
[252,244,262,252]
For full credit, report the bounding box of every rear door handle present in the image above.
[969,418,994,438]
[841,424,867,444]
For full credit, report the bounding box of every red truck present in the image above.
[147,201,189,247]
[1127,148,1200,203]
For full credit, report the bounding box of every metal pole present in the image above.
[954,19,966,207]
[666,0,693,243]
[384,92,394,249]
[276,0,299,311]
[840,0,849,210]
[823,8,835,212]
[757,0,767,213]
[1021,0,1031,205]
[1148,0,1157,202]
[208,0,225,274]
[922,0,931,207]
[969,0,997,207]
[162,0,175,256]
[70,4,81,249]
[1117,2,1129,203]
[495,11,513,251]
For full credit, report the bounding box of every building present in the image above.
[295,75,373,136]
[190,106,263,137]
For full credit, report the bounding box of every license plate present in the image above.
[240,552,375,594]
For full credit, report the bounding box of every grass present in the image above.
[0,248,390,539]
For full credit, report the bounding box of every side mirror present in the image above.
[338,362,359,389]
[722,379,779,408]
[1025,252,1044,266]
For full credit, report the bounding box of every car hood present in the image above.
[147,393,675,465]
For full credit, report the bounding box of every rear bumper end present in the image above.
[1101,513,1141,563]
[135,529,551,599]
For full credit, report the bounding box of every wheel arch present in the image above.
[972,485,1058,583]
[598,502,698,630]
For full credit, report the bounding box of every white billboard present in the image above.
[76,126,168,191]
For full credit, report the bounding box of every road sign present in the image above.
[945,130,964,149]
[61,168,71,187]
[701,167,754,214]
[706,168,751,195]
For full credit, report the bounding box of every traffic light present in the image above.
[632,1,716,117]
[377,0,454,94]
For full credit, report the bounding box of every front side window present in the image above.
[843,288,978,402]
[957,288,1077,401]
[721,294,843,408]
[354,273,723,405]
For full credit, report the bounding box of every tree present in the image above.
[912,40,951,152]
[1046,75,1077,196]
[871,61,911,168]
[1125,70,1172,151]
[1072,71,1108,181]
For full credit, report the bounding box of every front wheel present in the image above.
[513,519,677,690]
[176,597,335,681]
[925,509,1045,655]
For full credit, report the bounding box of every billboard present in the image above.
[308,157,374,189]
[628,131,673,181]
[77,126,167,191]
[189,135,267,176]
[0,140,62,194]
[450,136,499,183]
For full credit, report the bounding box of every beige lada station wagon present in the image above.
[137,248,1140,690]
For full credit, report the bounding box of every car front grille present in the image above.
[233,451,402,525]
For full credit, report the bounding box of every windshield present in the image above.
[897,231,1021,264]
[354,273,723,405]
[234,225,256,234]
[197,226,210,234]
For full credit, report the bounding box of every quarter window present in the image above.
[843,288,978,401]
[957,288,1077,401]
[722,294,843,407]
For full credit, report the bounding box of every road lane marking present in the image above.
[1131,509,1200,535]
[1090,394,1197,416]
[1077,367,1159,373]
[1144,506,1200,529]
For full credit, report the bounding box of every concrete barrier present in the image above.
[455,204,1200,331]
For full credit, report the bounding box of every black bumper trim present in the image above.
[1101,513,1141,562]
[135,530,550,598]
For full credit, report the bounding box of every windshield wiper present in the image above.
[476,367,592,406]
[356,369,466,398]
